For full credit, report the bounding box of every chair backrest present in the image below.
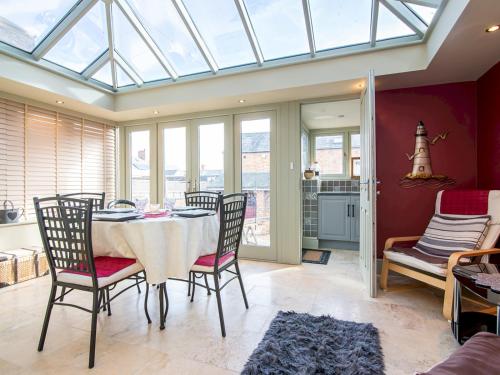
[107,199,136,209]
[436,190,500,249]
[58,192,105,213]
[215,193,247,268]
[34,196,97,286]
[185,191,221,211]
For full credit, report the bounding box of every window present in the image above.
[129,130,151,203]
[0,96,116,219]
[314,134,344,176]
[301,128,310,172]
[312,129,360,178]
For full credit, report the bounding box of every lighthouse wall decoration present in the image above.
[400,121,455,188]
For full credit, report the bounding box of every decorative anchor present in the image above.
[400,121,455,188]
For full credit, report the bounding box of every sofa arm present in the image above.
[384,236,421,250]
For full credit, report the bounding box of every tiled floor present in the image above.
[0,250,460,374]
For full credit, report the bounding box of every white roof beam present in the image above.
[171,0,218,73]
[370,0,379,47]
[234,0,264,66]
[82,49,109,79]
[114,0,178,80]
[104,0,118,90]
[402,0,441,8]
[33,0,98,59]
[380,0,427,37]
[302,0,316,57]
[115,51,144,87]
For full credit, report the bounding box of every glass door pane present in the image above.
[198,123,224,192]
[240,118,271,247]
[163,126,188,207]
[129,130,151,204]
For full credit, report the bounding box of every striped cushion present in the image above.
[413,215,490,259]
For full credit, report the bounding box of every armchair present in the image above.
[380,190,500,320]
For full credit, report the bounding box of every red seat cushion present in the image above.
[194,252,235,267]
[61,256,136,278]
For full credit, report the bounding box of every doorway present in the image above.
[300,73,377,297]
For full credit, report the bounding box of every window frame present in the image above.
[310,127,360,179]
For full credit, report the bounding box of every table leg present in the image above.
[159,283,165,330]
[497,305,500,336]
[453,278,462,341]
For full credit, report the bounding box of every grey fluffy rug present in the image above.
[242,311,384,375]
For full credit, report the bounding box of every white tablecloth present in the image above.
[91,215,219,284]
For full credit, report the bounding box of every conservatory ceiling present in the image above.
[0,0,445,93]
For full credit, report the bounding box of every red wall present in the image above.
[375,82,478,256]
[477,62,500,189]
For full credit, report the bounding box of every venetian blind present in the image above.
[0,96,116,219]
[0,98,25,212]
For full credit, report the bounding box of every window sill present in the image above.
[0,220,37,228]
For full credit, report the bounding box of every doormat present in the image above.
[302,249,331,265]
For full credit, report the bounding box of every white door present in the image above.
[158,117,232,207]
[359,70,377,297]
[234,111,277,261]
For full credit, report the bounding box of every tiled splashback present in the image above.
[302,179,360,238]
[320,180,360,192]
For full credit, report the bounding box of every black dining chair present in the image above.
[187,193,249,337]
[58,192,105,212]
[107,199,136,209]
[34,196,150,368]
[184,191,221,211]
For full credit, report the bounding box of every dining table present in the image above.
[91,211,219,329]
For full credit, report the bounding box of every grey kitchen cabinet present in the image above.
[350,195,360,242]
[318,195,350,241]
[318,194,360,242]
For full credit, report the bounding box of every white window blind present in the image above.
[0,97,116,219]
[0,98,25,213]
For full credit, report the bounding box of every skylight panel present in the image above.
[309,0,372,51]
[243,0,309,60]
[406,3,437,26]
[125,0,209,76]
[183,0,255,69]
[44,2,107,73]
[116,64,134,87]
[113,4,170,82]
[92,61,113,86]
[0,0,78,52]
[376,2,415,41]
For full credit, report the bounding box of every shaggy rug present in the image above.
[242,311,384,375]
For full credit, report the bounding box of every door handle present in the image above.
[347,204,350,217]
[351,204,355,217]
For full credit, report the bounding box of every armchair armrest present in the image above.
[384,236,421,250]
[447,248,500,273]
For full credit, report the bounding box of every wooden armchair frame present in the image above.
[380,235,500,320]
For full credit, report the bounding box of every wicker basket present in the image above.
[0,246,49,288]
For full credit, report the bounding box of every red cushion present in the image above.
[61,256,136,278]
[440,190,489,215]
[194,252,235,267]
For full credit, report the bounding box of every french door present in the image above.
[359,70,377,297]
[235,112,277,261]
[158,116,232,207]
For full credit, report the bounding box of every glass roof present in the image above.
[44,1,107,73]
[310,0,372,51]
[0,0,78,52]
[0,0,444,91]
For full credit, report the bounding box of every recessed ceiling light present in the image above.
[55,100,64,104]
[486,24,499,33]
[238,99,246,103]
[153,110,159,115]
